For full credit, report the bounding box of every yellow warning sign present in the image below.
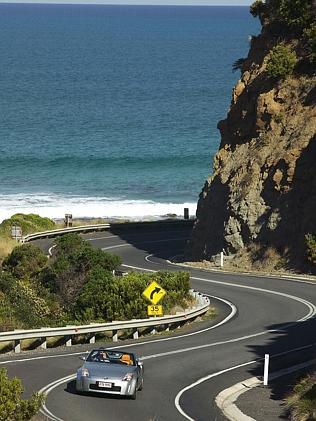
[147,305,163,316]
[142,281,166,305]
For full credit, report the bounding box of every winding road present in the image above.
[2,223,316,421]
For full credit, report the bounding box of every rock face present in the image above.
[190,27,316,266]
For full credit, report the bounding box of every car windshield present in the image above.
[86,350,135,366]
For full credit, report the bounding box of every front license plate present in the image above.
[98,381,112,388]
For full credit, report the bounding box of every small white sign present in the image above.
[11,226,22,240]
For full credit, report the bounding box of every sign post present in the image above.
[263,354,269,386]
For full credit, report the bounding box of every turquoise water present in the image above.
[0,4,259,220]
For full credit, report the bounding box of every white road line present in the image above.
[145,253,154,262]
[101,237,189,251]
[39,374,75,421]
[48,244,57,256]
[86,235,118,241]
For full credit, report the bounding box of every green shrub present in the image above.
[7,280,53,328]
[0,213,55,238]
[277,0,314,30]
[54,233,86,256]
[305,234,316,265]
[2,243,48,279]
[0,368,44,420]
[266,43,298,78]
[251,0,315,35]
[74,270,191,323]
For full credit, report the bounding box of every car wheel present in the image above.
[138,377,143,391]
[130,386,137,400]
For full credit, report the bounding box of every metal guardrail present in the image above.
[0,291,209,353]
[22,223,111,242]
[22,219,194,243]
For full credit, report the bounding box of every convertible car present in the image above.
[76,348,144,399]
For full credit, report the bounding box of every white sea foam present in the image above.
[0,193,197,222]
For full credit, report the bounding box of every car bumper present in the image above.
[76,376,137,396]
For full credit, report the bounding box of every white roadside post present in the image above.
[220,252,224,268]
[264,353,270,386]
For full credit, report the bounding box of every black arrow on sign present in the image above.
[150,287,161,300]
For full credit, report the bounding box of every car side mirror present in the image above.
[79,355,86,361]
[137,361,143,368]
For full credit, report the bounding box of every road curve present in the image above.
[3,224,316,421]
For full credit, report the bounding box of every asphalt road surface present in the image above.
[2,223,316,421]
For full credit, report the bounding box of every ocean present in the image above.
[0,4,259,221]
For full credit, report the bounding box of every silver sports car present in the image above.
[76,348,144,400]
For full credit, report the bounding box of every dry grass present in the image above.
[178,242,310,279]
[0,237,18,264]
[286,373,316,420]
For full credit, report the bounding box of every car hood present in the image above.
[82,362,137,379]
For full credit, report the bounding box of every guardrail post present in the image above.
[66,336,72,347]
[89,334,96,344]
[14,339,21,353]
[40,337,47,350]
[112,330,118,342]
[132,328,139,340]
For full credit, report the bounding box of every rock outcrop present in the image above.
[190,12,316,267]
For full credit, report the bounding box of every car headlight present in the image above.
[81,368,90,377]
[122,373,134,381]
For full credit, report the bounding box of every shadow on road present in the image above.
[65,380,128,400]
[106,221,193,261]
[246,315,316,417]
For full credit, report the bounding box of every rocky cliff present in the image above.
[190,1,316,268]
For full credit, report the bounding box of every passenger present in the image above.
[120,354,132,365]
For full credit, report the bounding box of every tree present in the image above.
[43,234,121,305]
[0,368,44,421]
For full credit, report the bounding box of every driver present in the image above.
[99,350,109,361]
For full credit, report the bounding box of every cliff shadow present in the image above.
[106,221,193,262]
[256,134,316,271]
[188,177,231,260]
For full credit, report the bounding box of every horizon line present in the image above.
[0,2,251,6]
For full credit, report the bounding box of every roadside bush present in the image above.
[305,234,316,265]
[0,291,14,331]
[74,270,191,323]
[266,43,298,78]
[2,243,48,280]
[0,213,55,238]
[0,368,44,420]
[286,372,316,420]
[7,280,53,328]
